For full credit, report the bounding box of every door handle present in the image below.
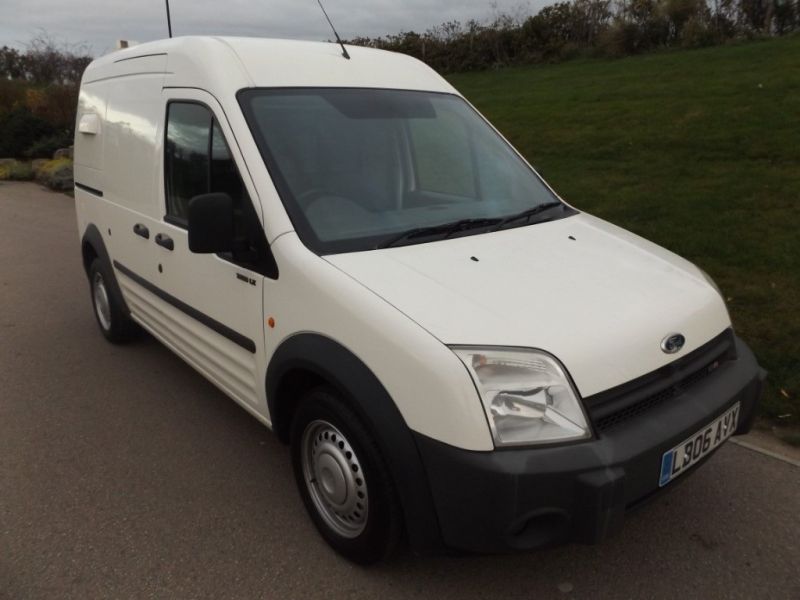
[133,223,150,239]
[155,233,174,251]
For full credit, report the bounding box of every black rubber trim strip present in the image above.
[113,52,167,63]
[584,328,736,426]
[112,260,256,354]
[265,333,445,554]
[164,213,188,229]
[82,224,130,317]
[75,182,103,197]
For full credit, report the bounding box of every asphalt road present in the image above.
[1,181,798,600]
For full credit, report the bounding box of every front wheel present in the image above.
[88,258,138,343]
[290,386,402,564]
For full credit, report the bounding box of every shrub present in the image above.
[33,156,73,191]
[9,161,33,180]
[0,34,89,158]
[0,107,56,158]
[0,160,34,181]
[26,84,79,130]
[680,15,716,47]
[35,156,71,175]
[347,0,800,73]
[774,0,799,34]
[597,20,645,56]
[0,79,28,119]
[23,130,73,159]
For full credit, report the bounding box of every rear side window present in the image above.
[164,102,246,223]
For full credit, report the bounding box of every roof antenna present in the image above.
[165,0,173,38]
[316,0,350,60]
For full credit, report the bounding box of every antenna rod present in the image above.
[316,0,350,60]
[165,0,173,38]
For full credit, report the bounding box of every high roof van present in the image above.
[74,37,765,563]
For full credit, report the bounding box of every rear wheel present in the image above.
[88,258,138,343]
[290,386,402,564]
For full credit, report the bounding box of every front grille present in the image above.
[593,359,720,431]
[586,329,736,433]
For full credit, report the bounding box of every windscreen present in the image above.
[240,88,569,254]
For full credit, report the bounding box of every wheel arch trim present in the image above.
[265,332,444,554]
[81,223,131,317]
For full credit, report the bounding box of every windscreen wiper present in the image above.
[378,217,501,249]
[493,202,565,230]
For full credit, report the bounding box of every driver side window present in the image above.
[164,102,248,224]
[164,101,274,276]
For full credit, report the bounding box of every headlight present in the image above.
[451,347,591,447]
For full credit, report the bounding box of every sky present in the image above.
[1,0,549,56]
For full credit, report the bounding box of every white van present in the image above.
[74,37,765,563]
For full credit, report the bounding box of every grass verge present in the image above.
[449,35,800,427]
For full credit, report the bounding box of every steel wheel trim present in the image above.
[301,420,369,538]
[92,271,112,331]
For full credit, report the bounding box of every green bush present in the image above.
[9,161,33,180]
[597,21,644,56]
[23,130,73,159]
[33,156,73,191]
[34,156,71,175]
[0,107,55,158]
[0,79,28,119]
[349,1,800,74]
[680,16,716,48]
[0,160,33,181]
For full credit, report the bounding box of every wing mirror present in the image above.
[187,193,234,254]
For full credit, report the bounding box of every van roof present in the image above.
[83,36,457,95]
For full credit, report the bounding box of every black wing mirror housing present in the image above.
[187,193,234,254]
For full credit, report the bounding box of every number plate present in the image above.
[659,402,740,487]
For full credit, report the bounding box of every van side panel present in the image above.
[74,80,108,243]
[104,67,166,217]
[75,59,168,332]
[74,81,108,176]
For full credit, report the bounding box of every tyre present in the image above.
[290,386,403,564]
[88,258,138,343]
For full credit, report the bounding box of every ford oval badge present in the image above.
[661,333,686,354]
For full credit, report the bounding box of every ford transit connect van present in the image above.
[74,37,765,563]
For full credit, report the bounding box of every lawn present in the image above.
[448,35,800,431]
